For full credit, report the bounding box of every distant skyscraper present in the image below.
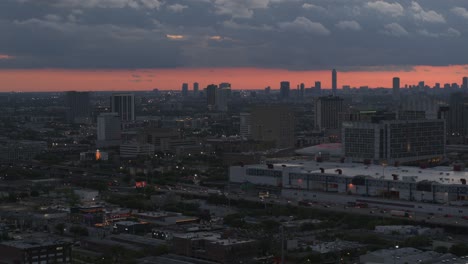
[97,113,121,147]
[332,69,337,95]
[315,81,322,90]
[239,113,252,139]
[219,83,231,89]
[315,96,343,130]
[193,82,199,95]
[182,83,189,97]
[393,77,400,99]
[280,81,290,99]
[265,86,271,94]
[251,105,295,148]
[206,84,217,107]
[65,91,90,123]
[216,87,230,112]
[111,93,135,122]
[300,83,305,98]
[463,77,468,90]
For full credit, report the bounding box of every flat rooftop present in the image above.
[0,239,69,249]
[173,232,255,246]
[245,161,468,185]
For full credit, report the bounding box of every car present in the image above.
[462,216,468,220]
[444,214,453,218]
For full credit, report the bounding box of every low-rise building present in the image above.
[172,232,258,264]
[0,239,72,264]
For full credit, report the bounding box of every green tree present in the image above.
[434,246,449,254]
[450,243,468,257]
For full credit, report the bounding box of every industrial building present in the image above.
[230,160,468,206]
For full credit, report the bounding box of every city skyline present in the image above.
[0,65,467,92]
[1,0,468,92]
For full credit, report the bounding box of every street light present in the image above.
[394,245,399,264]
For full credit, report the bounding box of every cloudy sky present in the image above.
[0,0,467,91]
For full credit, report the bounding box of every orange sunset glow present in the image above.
[0,65,467,92]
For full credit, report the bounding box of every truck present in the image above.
[390,210,411,218]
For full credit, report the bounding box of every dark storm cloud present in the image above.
[0,0,467,70]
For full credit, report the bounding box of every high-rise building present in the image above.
[392,77,400,99]
[314,96,343,130]
[448,92,468,138]
[206,84,217,107]
[182,83,189,97]
[332,69,337,95]
[315,81,321,90]
[239,113,252,139]
[463,77,468,90]
[97,113,121,147]
[219,83,231,89]
[300,83,305,98]
[280,81,290,99]
[342,119,445,163]
[111,93,135,122]
[65,91,91,123]
[215,87,230,112]
[193,82,199,95]
[251,105,295,148]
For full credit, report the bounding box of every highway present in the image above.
[159,187,468,229]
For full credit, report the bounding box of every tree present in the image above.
[434,246,448,254]
[450,243,468,257]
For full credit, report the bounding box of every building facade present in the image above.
[251,105,295,149]
[65,91,90,123]
[314,96,344,130]
[342,119,445,163]
[97,113,121,147]
[110,93,135,122]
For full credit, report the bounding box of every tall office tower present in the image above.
[418,81,425,89]
[392,77,400,99]
[435,83,441,89]
[65,91,91,123]
[215,87,230,112]
[332,69,337,95]
[448,92,468,138]
[193,82,199,95]
[219,82,231,89]
[342,119,445,164]
[182,83,189,97]
[463,77,468,90]
[300,83,305,98]
[280,81,290,99]
[315,81,322,90]
[239,113,252,139]
[314,96,343,130]
[251,105,295,148]
[111,93,135,122]
[399,95,438,120]
[264,86,271,94]
[206,84,217,107]
[97,113,121,147]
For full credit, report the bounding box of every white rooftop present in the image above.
[247,161,468,185]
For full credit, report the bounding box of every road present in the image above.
[160,187,468,228]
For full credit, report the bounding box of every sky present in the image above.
[0,0,468,91]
